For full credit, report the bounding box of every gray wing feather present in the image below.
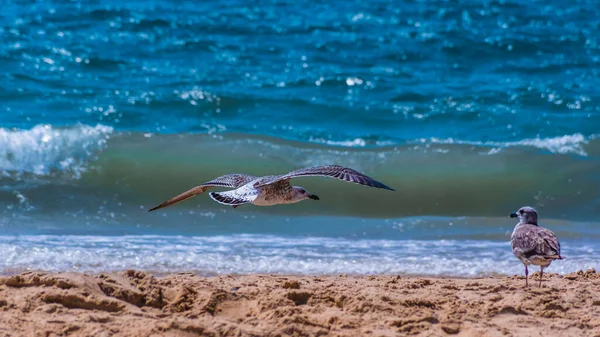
[539,227,561,257]
[253,165,394,191]
[201,174,257,189]
[148,174,256,212]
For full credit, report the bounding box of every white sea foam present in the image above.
[305,133,589,154]
[0,124,113,178]
[421,133,589,156]
[309,137,367,147]
[308,137,395,148]
[514,134,588,155]
[0,235,596,276]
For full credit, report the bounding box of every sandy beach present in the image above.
[0,270,598,337]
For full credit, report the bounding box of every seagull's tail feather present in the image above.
[209,190,257,207]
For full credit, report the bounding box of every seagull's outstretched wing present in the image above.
[148,174,256,212]
[253,165,394,191]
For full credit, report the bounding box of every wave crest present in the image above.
[421,134,589,156]
[0,124,113,178]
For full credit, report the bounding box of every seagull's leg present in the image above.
[525,265,529,287]
[539,267,544,288]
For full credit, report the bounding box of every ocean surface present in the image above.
[1,0,599,276]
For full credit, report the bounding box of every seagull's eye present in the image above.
[519,210,524,214]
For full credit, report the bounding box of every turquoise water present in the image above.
[0,0,599,276]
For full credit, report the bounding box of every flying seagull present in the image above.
[510,206,562,287]
[148,165,394,211]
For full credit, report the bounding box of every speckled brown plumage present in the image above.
[149,165,394,210]
[510,206,562,287]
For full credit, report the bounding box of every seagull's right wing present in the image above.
[253,165,394,191]
[148,174,256,212]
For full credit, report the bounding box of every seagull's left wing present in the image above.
[148,173,256,212]
[253,165,394,191]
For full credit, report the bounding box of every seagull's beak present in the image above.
[308,194,320,200]
[509,212,518,218]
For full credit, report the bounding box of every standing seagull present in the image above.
[509,206,562,287]
[148,165,394,211]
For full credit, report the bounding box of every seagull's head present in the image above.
[293,186,319,202]
[509,206,538,225]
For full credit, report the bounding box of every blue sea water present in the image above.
[0,0,599,276]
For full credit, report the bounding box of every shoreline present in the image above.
[0,270,599,336]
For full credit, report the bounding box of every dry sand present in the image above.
[0,269,599,337]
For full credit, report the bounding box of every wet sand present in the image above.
[0,269,599,337]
